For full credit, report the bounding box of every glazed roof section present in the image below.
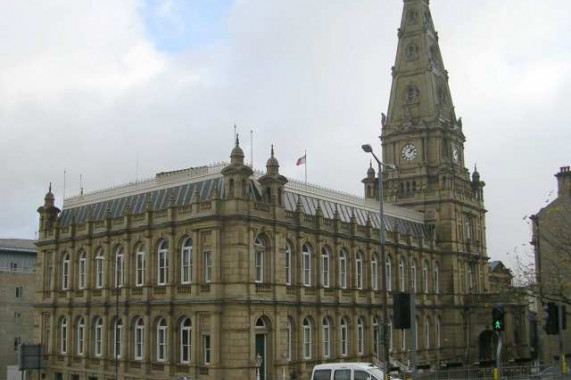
[59,163,432,239]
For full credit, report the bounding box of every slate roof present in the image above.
[58,164,433,240]
[0,239,37,253]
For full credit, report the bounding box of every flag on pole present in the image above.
[296,155,306,166]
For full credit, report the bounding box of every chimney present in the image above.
[555,166,571,198]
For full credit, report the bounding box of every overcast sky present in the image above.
[1,0,569,269]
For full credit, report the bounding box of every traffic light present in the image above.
[543,302,559,335]
[492,306,505,331]
[393,292,411,329]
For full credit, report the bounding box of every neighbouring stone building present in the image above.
[0,239,38,380]
[531,166,571,365]
[35,1,531,379]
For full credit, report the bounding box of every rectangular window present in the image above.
[322,255,329,288]
[285,251,291,286]
[114,324,122,359]
[136,252,145,287]
[157,326,166,361]
[79,259,86,289]
[323,326,330,358]
[255,250,263,283]
[303,327,311,359]
[204,251,212,283]
[94,324,102,357]
[203,334,211,365]
[15,286,22,298]
[303,254,311,287]
[182,247,193,284]
[135,326,144,360]
[115,255,124,288]
[96,259,104,289]
[10,262,18,271]
[158,251,168,285]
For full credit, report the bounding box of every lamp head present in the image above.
[361,144,373,153]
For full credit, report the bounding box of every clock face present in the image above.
[401,144,418,161]
[452,146,460,163]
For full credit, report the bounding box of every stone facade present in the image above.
[35,1,532,380]
[531,166,571,365]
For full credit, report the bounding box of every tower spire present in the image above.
[385,0,459,131]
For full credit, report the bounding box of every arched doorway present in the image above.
[479,330,497,363]
[255,317,271,380]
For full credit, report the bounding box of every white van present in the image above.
[310,362,385,380]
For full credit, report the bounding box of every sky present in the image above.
[1,0,570,269]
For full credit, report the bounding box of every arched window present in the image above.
[285,242,293,286]
[181,238,193,284]
[115,246,124,288]
[321,247,330,288]
[180,318,192,363]
[62,253,70,290]
[339,250,348,289]
[357,317,365,355]
[371,254,379,291]
[340,317,348,356]
[411,259,417,293]
[286,318,294,361]
[425,318,430,349]
[134,318,144,360]
[356,251,364,290]
[302,244,311,287]
[423,260,429,293]
[135,244,145,287]
[322,318,331,359]
[399,257,406,291]
[78,251,87,290]
[386,257,392,291]
[302,317,313,360]
[76,317,85,355]
[157,240,169,286]
[93,317,103,357]
[114,318,123,359]
[433,262,440,294]
[60,317,68,354]
[95,248,104,289]
[157,318,167,361]
[255,236,265,283]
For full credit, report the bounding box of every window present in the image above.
[78,251,86,289]
[286,319,293,361]
[157,240,169,286]
[76,317,85,355]
[386,257,392,291]
[399,258,405,291]
[10,262,18,271]
[357,318,364,355]
[355,371,376,380]
[340,318,348,356]
[411,259,417,293]
[303,318,312,359]
[62,253,70,290]
[95,248,104,289]
[372,317,379,355]
[135,245,145,287]
[321,247,330,288]
[339,250,347,289]
[115,246,124,288]
[285,242,292,286]
[401,328,406,351]
[436,317,441,348]
[371,254,379,291]
[255,237,265,283]
[423,260,429,293]
[203,334,211,365]
[468,265,473,292]
[134,318,144,360]
[181,238,193,284]
[334,370,351,380]
[157,318,167,361]
[15,286,23,298]
[356,252,363,289]
[302,245,311,287]
[94,318,103,357]
[180,318,191,363]
[322,318,331,359]
[434,262,439,294]
[425,318,430,349]
[114,318,123,359]
[314,370,332,380]
[60,317,68,354]
[204,251,212,283]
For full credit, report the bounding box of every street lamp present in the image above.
[95,254,120,380]
[362,144,396,380]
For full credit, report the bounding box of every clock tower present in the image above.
[380,0,489,297]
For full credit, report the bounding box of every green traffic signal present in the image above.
[492,306,505,331]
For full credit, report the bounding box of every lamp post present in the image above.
[362,144,396,380]
[95,254,120,380]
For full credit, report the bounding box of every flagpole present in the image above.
[304,150,307,184]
